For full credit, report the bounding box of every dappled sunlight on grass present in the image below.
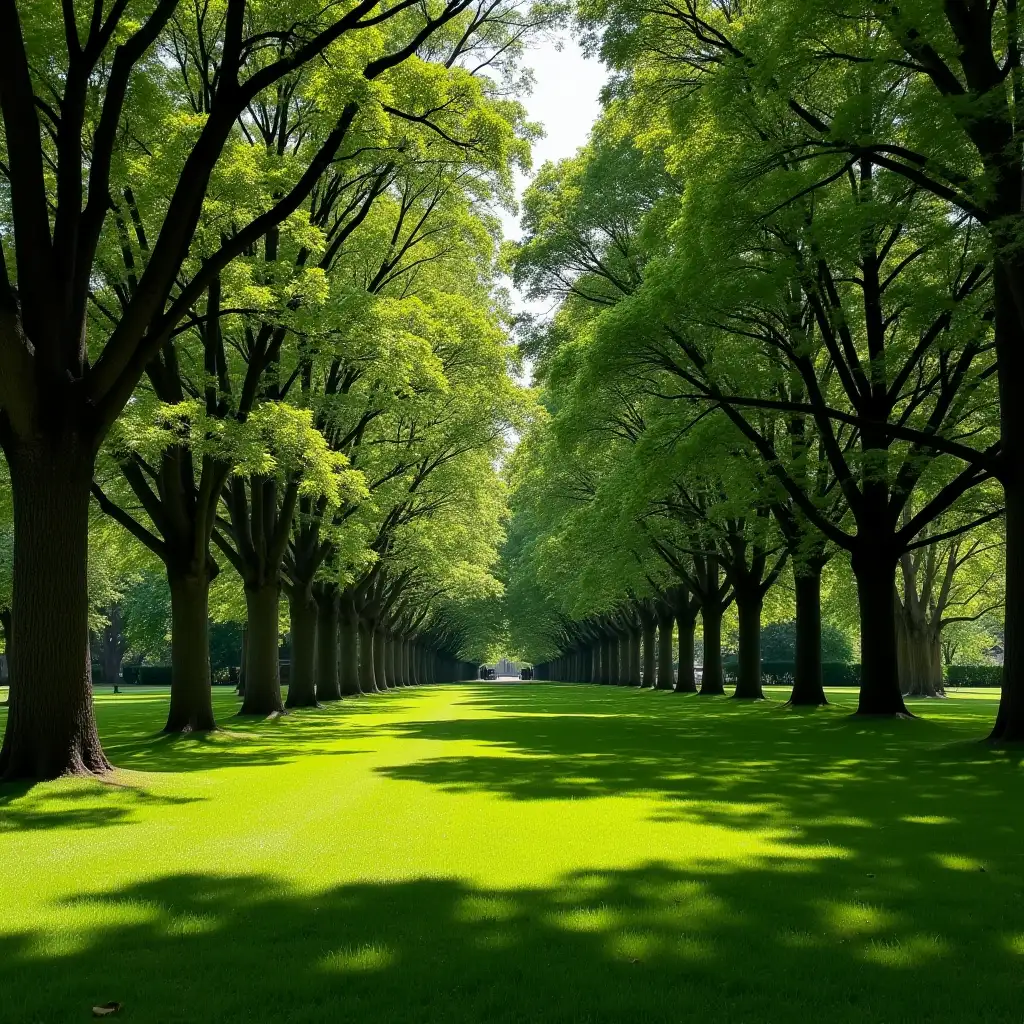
[0,683,1020,1022]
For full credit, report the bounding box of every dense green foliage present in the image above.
[503,1,1012,725]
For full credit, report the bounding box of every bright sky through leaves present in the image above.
[504,34,605,315]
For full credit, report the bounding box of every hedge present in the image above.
[730,662,1001,687]
[726,661,861,686]
[945,664,1002,687]
[122,665,173,686]
[121,663,280,686]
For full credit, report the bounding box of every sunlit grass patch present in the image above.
[319,943,396,973]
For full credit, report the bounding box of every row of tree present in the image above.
[0,0,549,779]
[503,0,1011,731]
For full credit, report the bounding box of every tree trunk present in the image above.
[733,593,764,699]
[791,567,827,706]
[641,622,656,687]
[339,614,361,696]
[898,616,945,698]
[285,589,318,708]
[385,635,399,687]
[374,630,389,689]
[628,629,642,686]
[0,440,109,779]
[991,254,1024,740]
[165,571,217,733]
[358,620,380,693]
[675,609,698,693]
[852,550,909,715]
[606,634,622,684]
[240,584,284,715]
[656,616,674,690]
[400,637,411,686]
[698,604,725,696]
[314,588,341,702]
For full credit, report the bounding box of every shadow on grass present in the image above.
[372,685,1022,889]
[1,859,1021,1024]
[0,781,203,833]
[93,688,425,775]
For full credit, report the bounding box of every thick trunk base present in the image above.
[853,552,910,717]
[0,440,110,779]
[732,596,764,700]
[358,621,381,693]
[674,613,697,693]
[789,568,827,707]
[698,608,725,696]
[339,616,361,696]
[314,589,342,702]
[165,572,217,733]
[239,585,285,716]
[285,590,318,709]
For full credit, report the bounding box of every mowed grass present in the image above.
[0,684,1021,1023]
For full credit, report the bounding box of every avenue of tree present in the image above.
[504,0,1012,730]
[0,0,543,779]
[2,0,1020,781]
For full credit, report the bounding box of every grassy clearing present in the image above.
[0,685,1021,1023]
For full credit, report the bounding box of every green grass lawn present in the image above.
[0,685,1021,1023]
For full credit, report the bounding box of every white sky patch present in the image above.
[502,34,606,318]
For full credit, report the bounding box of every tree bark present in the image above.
[239,584,285,715]
[989,246,1024,739]
[165,571,217,732]
[656,616,674,690]
[897,616,945,698]
[399,637,411,686]
[641,621,656,688]
[358,620,380,693]
[852,550,909,716]
[285,589,318,708]
[339,613,361,696]
[993,467,1024,736]
[314,588,341,702]
[0,440,109,779]
[733,592,764,699]
[385,635,399,687]
[610,636,622,685]
[374,629,389,689]
[698,604,725,696]
[675,609,698,693]
[628,629,642,686]
[790,567,827,706]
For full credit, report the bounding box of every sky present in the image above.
[501,34,607,312]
